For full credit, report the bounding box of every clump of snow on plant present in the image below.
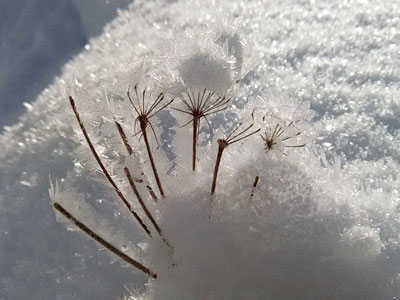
[153,24,248,94]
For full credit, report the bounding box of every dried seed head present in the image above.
[261,116,305,154]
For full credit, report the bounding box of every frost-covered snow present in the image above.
[1,0,400,299]
[0,0,131,129]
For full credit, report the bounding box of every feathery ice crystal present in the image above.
[50,23,400,300]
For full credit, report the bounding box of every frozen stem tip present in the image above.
[127,85,173,198]
[53,202,157,279]
[211,119,260,194]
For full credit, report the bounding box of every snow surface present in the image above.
[0,0,131,129]
[1,0,400,299]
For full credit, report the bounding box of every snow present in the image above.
[0,0,131,129]
[1,0,399,299]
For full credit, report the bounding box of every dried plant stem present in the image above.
[253,176,259,187]
[211,140,227,194]
[210,119,260,195]
[192,116,199,171]
[115,121,133,155]
[126,86,173,198]
[248,176,260,201]
[175,89,231,171]
[125,167,171,249]
[54,202,157,279]
[69,96,151,237]
[146,185,158,202]
[141,122,165,198]
[114,120,158,202]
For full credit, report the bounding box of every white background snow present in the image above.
[0,0,399,299]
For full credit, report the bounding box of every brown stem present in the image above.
[146,185,158,202]
[115,121,133,155]
[69,97,151,237]
[125,168,172,248]
[192,116,199,171]
[211,141,227,194]
[141,122,165,198]
[125,167,162,235]
[249,176,260,201]
[253,176,260,188]
[115,121,158,200]
[54,202,157,279]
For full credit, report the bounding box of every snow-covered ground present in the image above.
[1,0,399,299]
[0,0,131,129]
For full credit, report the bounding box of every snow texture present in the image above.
[0,0,131,129]
[1,0,400,299]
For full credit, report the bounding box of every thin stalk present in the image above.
[114,120,158,201]
[54,202,157,279]
[211,140,227,194]
[192,116,199,171]
[115,121,133,155]
[69,96,151,237]
[175,90,231,171]
[125,167,161,235]
[146,185,158,202]
[125,167,172,248]
[141,122,165,198]
[248,176,260,201]
[209,119,260,195]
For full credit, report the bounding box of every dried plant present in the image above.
[174,88,231,171]
[69,96,152,237]
[114,119,158,202]
[55,91,309,284]
[124,167,171,248]
[211,116,260,194]
[55,96,173,278]
[54,202,157,279]
[127,85,173,198]
[260,117,305,153]
[248,175,260,201]
[52,28,313,294]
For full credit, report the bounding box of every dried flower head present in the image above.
[172,88,231,170]
[261,115,306,154]
[127,84,173,197]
